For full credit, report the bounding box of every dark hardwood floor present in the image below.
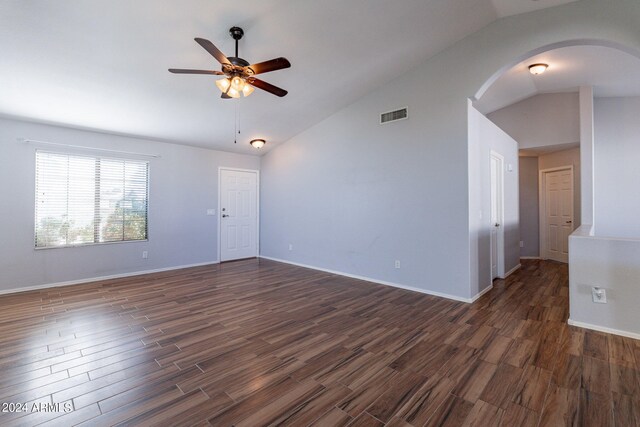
[0,259,638,426]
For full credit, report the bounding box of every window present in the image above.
[35,151,149,248]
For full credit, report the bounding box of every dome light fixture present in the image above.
[528,63,548,75]
[250,139,266,149]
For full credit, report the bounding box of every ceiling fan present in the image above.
[169,26,290,99]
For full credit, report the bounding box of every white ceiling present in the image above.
[476,45,640,114]
[490,0,580,18]
[520,142,580,157]
[0,0,580,155]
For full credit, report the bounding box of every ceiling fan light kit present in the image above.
[231,76,245,91]
[214,75,255,98]
[215,77,231,92]
[241,84,255,97]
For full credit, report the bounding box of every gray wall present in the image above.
[468,104,519,295]
[487,93,580,150]
[260,0,640,300]
[594,96,640,238]
[0,117,259,292]
[568,96,640,337]
[539,147,582,228]
[519,156,539,258]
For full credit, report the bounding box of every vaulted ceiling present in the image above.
[476,45,640,114]
[0,0,580,154]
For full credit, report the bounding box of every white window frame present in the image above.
[34,150,150,250]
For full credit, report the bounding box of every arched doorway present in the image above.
[468,39,640,296]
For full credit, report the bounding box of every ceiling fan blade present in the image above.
[247,78,288,97]
[221,92,232,99]
[194,38,230,65]
[247,57,291,75]
[168,68,224,75]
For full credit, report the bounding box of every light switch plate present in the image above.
[206,209,216,216]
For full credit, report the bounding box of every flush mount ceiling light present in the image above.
[250,139,266,149]
[528,63,548,75]
[169,27,291,98]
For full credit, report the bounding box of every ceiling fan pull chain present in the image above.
[233,100,240,143]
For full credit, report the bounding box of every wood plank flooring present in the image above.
[0,259,638,426]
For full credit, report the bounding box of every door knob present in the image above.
[222,214,229,218]
[495,223,500,227]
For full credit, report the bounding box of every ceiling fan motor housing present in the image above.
[227,57,250,67]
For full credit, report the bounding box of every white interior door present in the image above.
[220,169,258,262]
[490,153,504,280]
[542,168,573,263]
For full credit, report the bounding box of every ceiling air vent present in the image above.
[380,107,408,124]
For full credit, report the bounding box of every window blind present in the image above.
[35,151,149,248]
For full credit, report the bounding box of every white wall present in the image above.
[580,86,595,226]
[260,0,640,301]
[519,156,539,258]
[568,96,640,338]
[569,226,640,337]
[0,117,259,292]
[487,93,580,150]
[468,104,519,296]
[594,96,640,238]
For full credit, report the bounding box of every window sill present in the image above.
[34,239,149,250]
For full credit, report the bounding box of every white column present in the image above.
[579,86,594,228]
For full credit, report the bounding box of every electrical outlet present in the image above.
[142,251,148,259]
[519,241,524,248]
[288,244,293,251]
[395,260,401,269]
[592,287,607,304]
[206,209,216,216]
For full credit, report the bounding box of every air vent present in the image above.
[380,107,408,124]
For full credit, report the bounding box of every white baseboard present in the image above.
[259,255,481,304]
[470,284,494,302]
[520,256,541,260]
[568,318,640,340]
[502,264,521,279]
[0,260,220,296]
